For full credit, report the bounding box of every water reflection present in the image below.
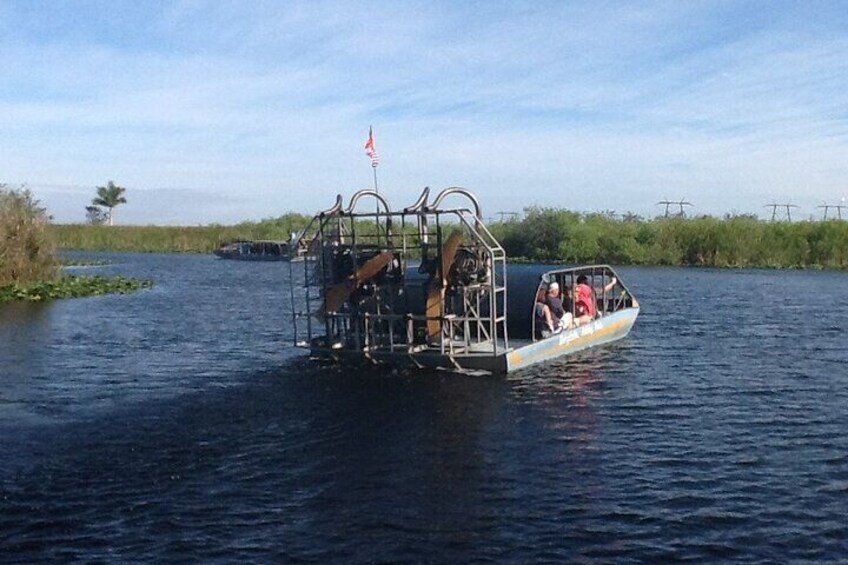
[512,360,603,444]
[0,301,54,350]
[0,302,56,421]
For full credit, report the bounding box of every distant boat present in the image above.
[214,240,305,261]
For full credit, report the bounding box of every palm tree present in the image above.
[92,181,127,226]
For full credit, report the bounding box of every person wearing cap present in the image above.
[535,281,573,338]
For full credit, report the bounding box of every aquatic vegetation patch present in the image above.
[58,257,110,267]
[0,275,153,305]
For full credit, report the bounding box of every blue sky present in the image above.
[2,1,847,224]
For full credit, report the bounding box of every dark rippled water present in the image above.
[1,253,847,562]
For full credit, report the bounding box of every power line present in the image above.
[495,211,519,222]
[657,198,693,218]
[764,203,798,222]
[817,203,834,220]
[818,203,848,220]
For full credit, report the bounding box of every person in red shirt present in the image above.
[574,274,617,326]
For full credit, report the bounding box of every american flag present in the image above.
[364,126,380,168]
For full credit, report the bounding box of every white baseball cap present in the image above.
[549,281,559,291]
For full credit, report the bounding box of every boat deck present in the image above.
[311,307,638,374]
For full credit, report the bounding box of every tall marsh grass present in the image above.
[47,206,848,270]
[0,187,58,285]
[50,213,312,253]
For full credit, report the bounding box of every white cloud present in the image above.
[2,1,847,223]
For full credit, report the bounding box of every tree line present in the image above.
[489,207,848,269]
[47,205,848,270]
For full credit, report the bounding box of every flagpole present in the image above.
[373,163,381,242]
[365,125,384,239]
[365,125,382,240]
[367,125,379,194]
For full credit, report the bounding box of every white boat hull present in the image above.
[310,306,639,375]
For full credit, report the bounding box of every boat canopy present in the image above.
[505,264,637,339]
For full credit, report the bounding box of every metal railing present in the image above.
[288,187,509,366]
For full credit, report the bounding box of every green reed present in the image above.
[49,213,311,253]
[0,187,59,285]
[47,207,848,269]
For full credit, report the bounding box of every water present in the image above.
[1,254,846,562]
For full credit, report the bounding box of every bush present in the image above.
[0,186,58,285]
[488,207,848,269]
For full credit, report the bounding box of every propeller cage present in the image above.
[288,187,509,361]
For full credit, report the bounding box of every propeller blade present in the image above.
[426,231,462,338]
[355,251,394,284]
[425,288,443,339]
[324,251,393,313]
[441,231,462,285]
[323,281,355,315]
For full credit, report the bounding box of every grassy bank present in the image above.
[50,213,311,253]
[46,207,848,270]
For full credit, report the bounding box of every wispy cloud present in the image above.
[2,1,847,222]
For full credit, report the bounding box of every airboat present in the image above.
[288,187,639,374]
[214,238,310,262]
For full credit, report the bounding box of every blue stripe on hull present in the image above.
[506,307,639,372]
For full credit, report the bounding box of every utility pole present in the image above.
[495,211,518,222]
[657,198,692,218]
[785,204,798,222]
[765,203,778,222]
[764,203,798,222]
[817,204,835,220]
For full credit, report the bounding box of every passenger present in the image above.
[534,282,573,338]
[546,281,574,331]
[535,286,554,337]
[573,274,617,326]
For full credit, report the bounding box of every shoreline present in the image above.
[56,248,848,272]
[48,213,848,271]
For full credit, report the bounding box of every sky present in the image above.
[2,1,847,224]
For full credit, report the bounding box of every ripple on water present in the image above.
[2,260,848,561]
